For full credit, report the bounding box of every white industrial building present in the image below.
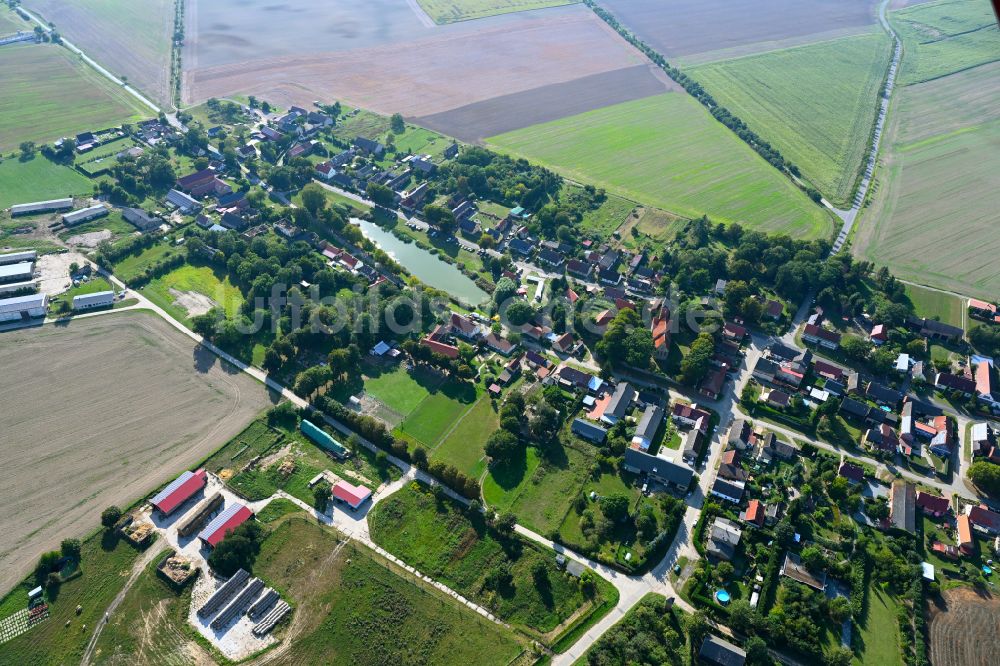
[0,293,48,322]
[0,262,34,285]
[62,205,108,227]
[10,198,73,216]
[0,280,38,295]
[72,290,115,310]
[0,250,36,266]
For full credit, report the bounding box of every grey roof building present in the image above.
[73,290,115,310]
[572,418,607,444]
[601,381,634,424]
[62,205,108,227]
[622,449,693,489]
[631,404,664,451]
[699,634,746,666]
[10,198,73,216]
[0,250,37,266]
[0,262,34,284]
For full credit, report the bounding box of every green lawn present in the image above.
[113,243,184,283]
[487,93,833,238]
[295,185,370,216]
[393,125,453,157]
[397,382,478,449]
[904,283,965,328]
[574,189,635,238]
[892,0,1000,85]
[141,263,245,323]
[431,394,499,477]
[0,42,148,152]
[256,497,303,523]
[363,365,436,416]
[57,210,135,241]
[690,31,893,206]
[49,276,114,313]
[256,518,525,664]
[416,0,575,24]
[854,586,903,666]
[0,156,92,209]
[368,481,612,641]
[0,531,145,665]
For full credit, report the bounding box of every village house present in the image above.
[707,517,742,561]
[802,323,841,349]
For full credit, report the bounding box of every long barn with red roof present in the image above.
[198,503,253,548]
[150,469,207,517]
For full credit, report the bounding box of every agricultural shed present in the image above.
[61,205,108,227]
[151,469,207,516]
[0,262,33,284]
[72,290,115,310]
[300,419,348,458]
[0,250,37,266]
[10,198,73,216]
[0,293,47,321]
[198,503,253,548]
[332,480,371,510]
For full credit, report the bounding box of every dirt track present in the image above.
[928,586,1000,666]
[0,312,276,593]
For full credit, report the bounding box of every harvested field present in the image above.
[690,31,893,206]
[928,586,1000,666]
[183,5,648,118]
[600,0,878,62]
[413,64,675,141]
[0,42,148,151]
[418,0,576,24]
[854,62,1000,300]
[0,312,275,594]
[487,93,834,237]
[25,0,174,107]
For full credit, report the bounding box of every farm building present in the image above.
[122,208,162,232]
[10,198,73,216]
[151,469,207,517]
[166,189,201,213]
[62,205,108,227]
[572,418,608,444]
[300,419,348,458]
[699,635,746,666]
[0,293,48,321]
[332,480,372,510]
[631,404,664,451]
[0,280,38,295]
[0,250,36,266]
[0,262,34,284]
[198,503,253,548]
[72,291,115,310]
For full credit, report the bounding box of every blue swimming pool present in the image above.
[715,590,731,604]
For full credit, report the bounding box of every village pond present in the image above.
[351,218,488,307]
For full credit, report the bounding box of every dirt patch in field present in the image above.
[414,64,676,141]
[0,312,277,594]
[169,287,216,317]
[64,229,112,248]
[36,250,90,296]
[928,587,1000,666]
[183,5,647,117]
[600,0,878,60]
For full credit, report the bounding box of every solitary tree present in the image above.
[101,505,122,529]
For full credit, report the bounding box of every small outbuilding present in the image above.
[151,469,207,517]
[332,480,372,510]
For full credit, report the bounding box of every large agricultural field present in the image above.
[892,0,1000,85]
[600,0,880,63]
[855,59,1000,299]
[182,3,666,137]
[417,0,576,24]
[0,157,91,209]
[24,0,174,106]
[689,31,893,206]
[0,312,274,594]
[0,42,149,152]
[487,92,834,237]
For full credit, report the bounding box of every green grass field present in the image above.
[0,531,144,665]
[257,518,526,664]
[0,43,148,152]
[904,283,965,327]
[487,93,833,238]
[201,419,284,474]
[369,481,613,640]
[690,31,893,206]
[112,243,184,283]
[855,587,903,666]
[571,188,636,238]
[397,382,478,449]
[363,365,436,416]
[0,156,92,209]
[58,210,135,241]
[416,0,576,24]
[855,63,1000,301]
[431,394,498,477]
[141,264,245,323]
[892,0,1000,85]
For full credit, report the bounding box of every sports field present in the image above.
[892,0,1000,85]
[0,156,91,209]
[0,312,273,596]
[690,31,893,206]
[855,62,1000,300]
[487,93,833,237]
[418,0,576,24]
[26,0,174,106]
[0,43,148,152]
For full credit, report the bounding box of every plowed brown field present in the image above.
[928,587,1000,666]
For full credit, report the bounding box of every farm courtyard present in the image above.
[0,312,275,594]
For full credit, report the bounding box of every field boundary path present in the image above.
[829,0,901,254]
